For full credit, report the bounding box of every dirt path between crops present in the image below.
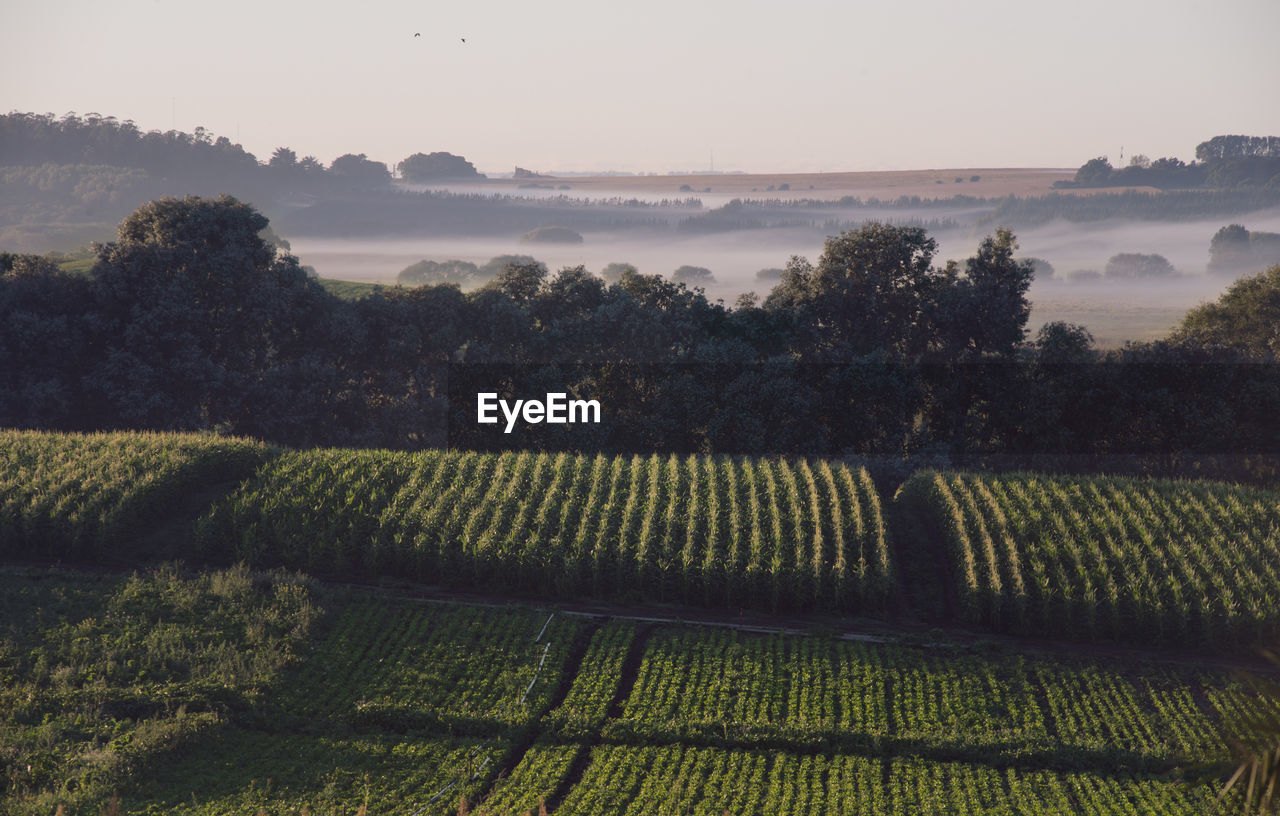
[4,560,1275,675]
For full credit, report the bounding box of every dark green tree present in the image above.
[938,227,1035,356]
[397,151,482,181]
[329,153,391,187]
[1172,265,1280,357]
[0,255,100,429]
[1074,156,1114,186]
[90,196,326,431]
[269,146,297,168]
[767,224,943,359]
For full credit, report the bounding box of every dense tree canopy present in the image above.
[1104,252,1176,279]
[1173,265,1280,357]
[328,154,392,188]
[5,196,1280,462]
[397,151,482,181]
[89,196,326,430]
[1208,224,1280,275]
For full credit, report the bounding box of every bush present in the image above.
[1104,252,1176,279]
[672,265,715,285]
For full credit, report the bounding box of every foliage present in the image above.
[671,264,714,284]
[1104,252,1176,279]
[398,151,483,181]
[1074,157,1115,186]
[0,257,100,428]
[1209,225,1280,276]
[553,745,1214,815]
[9,196,1280,457]
[1216,650,1280,815]
[0,113,258,182]
[328,153,391,188]
[89,195,331,432]
[599,262,636,283]
[983,189,1280,227]
[0,563,1243,815]
[765,223,942,358]
[0,565,317,815]
[1173,266,1280,357]
[611,625,1229,765]
[315,276,384,300]
[1197,136,1280,162]
[399,258,481,287]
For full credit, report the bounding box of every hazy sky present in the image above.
[5,0,1279,174]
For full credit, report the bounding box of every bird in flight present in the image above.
[461,37,466,42]
[413,32,420,37]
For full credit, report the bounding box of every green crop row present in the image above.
[0,429,269,559]
[898,470,1280,647]
[609,626,1233,767]
[6,431,1280,649]
[194,448,890,614]
[552,745,1217,816]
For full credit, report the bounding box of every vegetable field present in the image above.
[0,566,1249,815]
[897,470,1280,647]
[553,747,1215,816]
[608,626,1230,766]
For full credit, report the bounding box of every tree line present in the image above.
[3,196,1279,465]
[1056,134,1280,191]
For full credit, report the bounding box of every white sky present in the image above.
[4,0,1279,174]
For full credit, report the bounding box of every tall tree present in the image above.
[768,223,942,359]
[90,195,326,430]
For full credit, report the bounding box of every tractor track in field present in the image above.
[474,617,603,812]
[541,622,658,814]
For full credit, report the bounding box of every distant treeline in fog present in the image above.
[1055,135,1280,191]
[4,196,1280,471]
[5,113,1280,252]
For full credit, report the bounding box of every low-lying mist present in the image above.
[287,205,1280,348]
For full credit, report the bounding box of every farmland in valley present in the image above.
[3,429,1280,813]
[5,431,1280,649]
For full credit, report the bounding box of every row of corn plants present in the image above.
[0,429,268,559]
[897,470,1280,648]
[195,449,891,614]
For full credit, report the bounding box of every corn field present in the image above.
[196,449,891,614]
[897,470,1280,647]
[0,429,268,559]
